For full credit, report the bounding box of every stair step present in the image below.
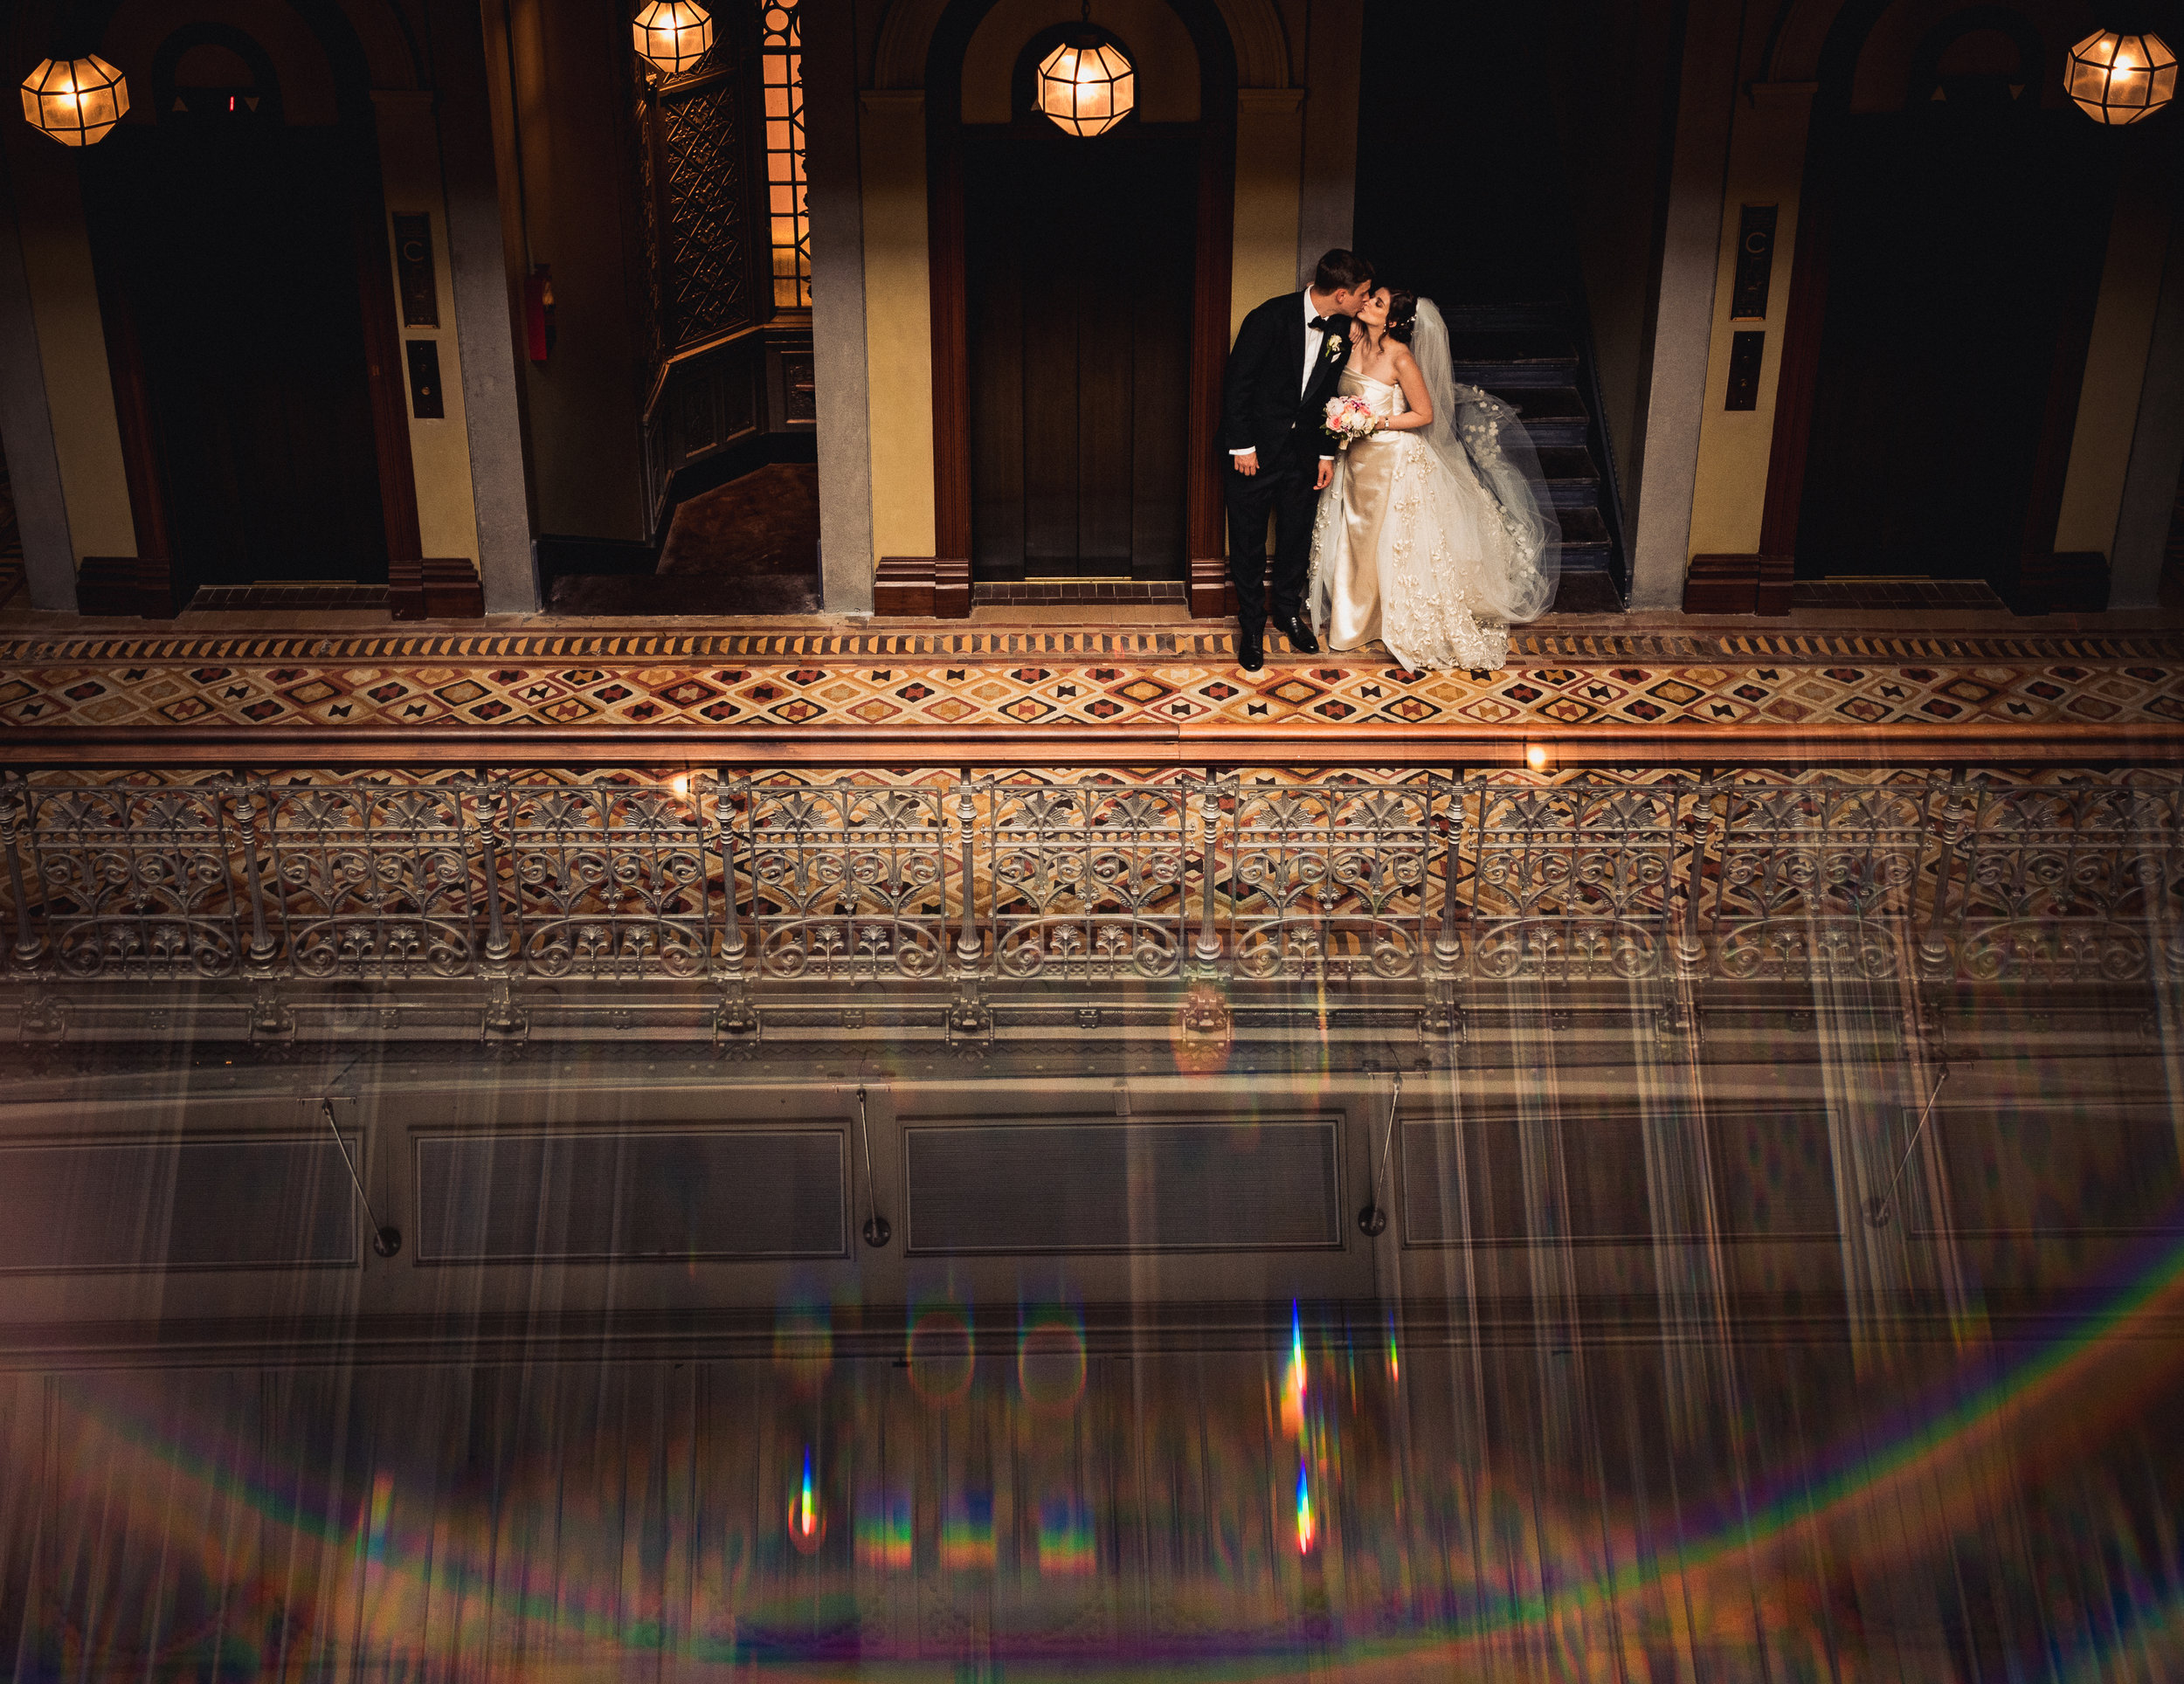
[1452,350,1578,387]
[1482,385,1590,449]
[1538,445,1597,479]
[1436,301,1571,333]
[1550,569,1625,614]
[1555,507,1612,549]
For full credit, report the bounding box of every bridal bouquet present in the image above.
[1323,394,1380,451]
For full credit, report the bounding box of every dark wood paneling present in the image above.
[1790,107,2111,590]
[84,202,178,617]
[1019,164,1079,569]
[639,321,813,533]
[964,136,1026,579]
[1757,128,1835,560]
[1076,230,1133,570]
[962,129,1195,580]
[350,135,424,568]
[1185,103,1234,564]
[928,119,974,563]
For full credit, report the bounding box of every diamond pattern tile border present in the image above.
[3,628,2184,738]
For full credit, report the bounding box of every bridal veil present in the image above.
[1407,299,1561,625]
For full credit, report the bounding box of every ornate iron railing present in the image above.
[3,772,2181,1001]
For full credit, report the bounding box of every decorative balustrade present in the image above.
[3,771,2180,994]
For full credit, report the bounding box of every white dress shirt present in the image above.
[1233,289,1339,459]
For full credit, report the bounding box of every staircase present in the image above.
[1443,302,1626,614]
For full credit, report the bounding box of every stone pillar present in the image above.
[2097,190,2184,611]
[859,90,936,569]
[433,0,540,614]
[808,0,876,611]
[0,123,135,611]
[1624,0,1744,612]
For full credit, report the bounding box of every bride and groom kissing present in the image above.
[1221,249,1560,674]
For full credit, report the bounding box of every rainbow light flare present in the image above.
[17,1211,2184,1678]
[854,1490,912,1570]
[1280,1301,1308,1439]
[787,1446,825,1553]
[1036,1496,1096,1577]
[1295,1459,1316,1554]
[939,1492,996,1571]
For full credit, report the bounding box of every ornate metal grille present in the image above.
[1952,780,2184,984]
[987,778,1191,981]
[6,772,2181,994]
[657,73,750,349]
[742,780,953,983]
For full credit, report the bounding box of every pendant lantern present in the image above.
[2065,29,2176,124]
[1034,3,1133,137]
[19,55,129,147]
[632,0,714,77]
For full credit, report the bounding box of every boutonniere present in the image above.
[1323,334,1348,363]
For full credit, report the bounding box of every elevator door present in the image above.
[963,127,1197,580]
[90,122,390,590]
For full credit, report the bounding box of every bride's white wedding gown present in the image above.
[1305,311,1559,673]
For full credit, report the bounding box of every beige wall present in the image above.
[2056,168,2174,559]
[1685,81,1814,564]
[859,90,938,562]
[1230,87,1303,334]
[1,125,135,567]
[373,91,482,566]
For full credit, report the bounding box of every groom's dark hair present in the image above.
[1313,249,1375,293]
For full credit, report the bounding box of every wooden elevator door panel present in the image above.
[964,128,1194,580]
[1794,105,2107,588]
[89,125,390,590]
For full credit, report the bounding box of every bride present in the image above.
[1307,290,1559,672]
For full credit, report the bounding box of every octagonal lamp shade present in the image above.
[19,55,129,147]
[1035,39,1134,137]
[2066,30,2176,125]
[633,0,713,76]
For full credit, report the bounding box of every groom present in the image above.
[1220,248,1378,671]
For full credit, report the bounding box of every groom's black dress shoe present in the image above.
[1274,615,1320,656]
[1237,621,1266,672]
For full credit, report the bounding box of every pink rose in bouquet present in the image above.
[1322,394,1380,451]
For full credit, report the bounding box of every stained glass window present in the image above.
[761,1,810,308]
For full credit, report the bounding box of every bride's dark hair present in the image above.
[1383,290,1420,345]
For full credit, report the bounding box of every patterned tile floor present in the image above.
[3,623,2183,739]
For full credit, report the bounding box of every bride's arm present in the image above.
[1383,348,1434,432]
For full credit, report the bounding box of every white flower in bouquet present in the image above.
[1322,395,1380,452]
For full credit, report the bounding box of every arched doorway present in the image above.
[73,0,420,612]
[923,0,1238,605]
[1764,1,2113,603]
[960,25,1199,582]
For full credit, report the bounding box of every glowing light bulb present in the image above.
[1525,744,1548,771]
[671,772,691,798]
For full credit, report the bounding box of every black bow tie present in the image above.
[1310,315,1337,333]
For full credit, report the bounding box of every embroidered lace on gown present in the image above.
[1306,367,1551,673]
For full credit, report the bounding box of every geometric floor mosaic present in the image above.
[5,625,2184,737]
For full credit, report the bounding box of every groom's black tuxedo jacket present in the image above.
[1221,292,1356,467]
